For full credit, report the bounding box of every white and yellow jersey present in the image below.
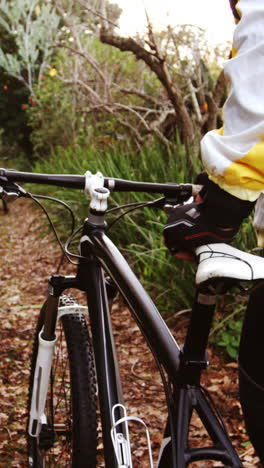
[201,0,264,202]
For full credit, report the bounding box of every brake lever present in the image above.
[148,195,194,213]
[162,183,203,214]
[163,196,194,215]
[0,176,27,203]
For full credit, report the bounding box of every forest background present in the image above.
[0,0,256,358]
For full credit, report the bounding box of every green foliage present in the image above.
[0,1,227,159]
[211,302,245,360]
[234,212,257,252]
[0,74,32,159]
[0,0,59,92]
[0,0,60,158]
[26,38,164,157]
[0,12,30,158]
[26,63,80,156]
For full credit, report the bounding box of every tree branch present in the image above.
[100,26,195,146]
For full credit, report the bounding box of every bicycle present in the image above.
[1,167,263,468]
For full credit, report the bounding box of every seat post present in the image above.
[179,290,216,384]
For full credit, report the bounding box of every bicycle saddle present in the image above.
[195,243,264,285]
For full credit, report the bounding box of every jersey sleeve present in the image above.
[201,0,264,201]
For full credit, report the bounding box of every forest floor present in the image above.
[0,200,262,467]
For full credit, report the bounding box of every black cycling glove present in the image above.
[163,174,255,254]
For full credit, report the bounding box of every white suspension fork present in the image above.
[28,304,88,438]
[28,330,56,437]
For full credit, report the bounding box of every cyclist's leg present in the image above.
[239,286,264,463]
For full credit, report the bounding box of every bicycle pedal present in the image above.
[111,404,154,468]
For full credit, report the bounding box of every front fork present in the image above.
[28,327,57,437]
[28,275,86,438]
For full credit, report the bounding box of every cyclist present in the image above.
[164,0,264,463]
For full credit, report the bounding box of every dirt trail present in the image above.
[0,200,261,467]
[0,200,61,467]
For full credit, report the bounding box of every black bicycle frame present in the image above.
[74,218,181,467]
[88,230,182,376]
[3,169,242,466]
[73,218,242,468]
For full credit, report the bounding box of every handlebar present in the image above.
[0,169,85,189]
[0,169,201,200]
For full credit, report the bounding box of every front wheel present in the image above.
[27,295,97,467]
